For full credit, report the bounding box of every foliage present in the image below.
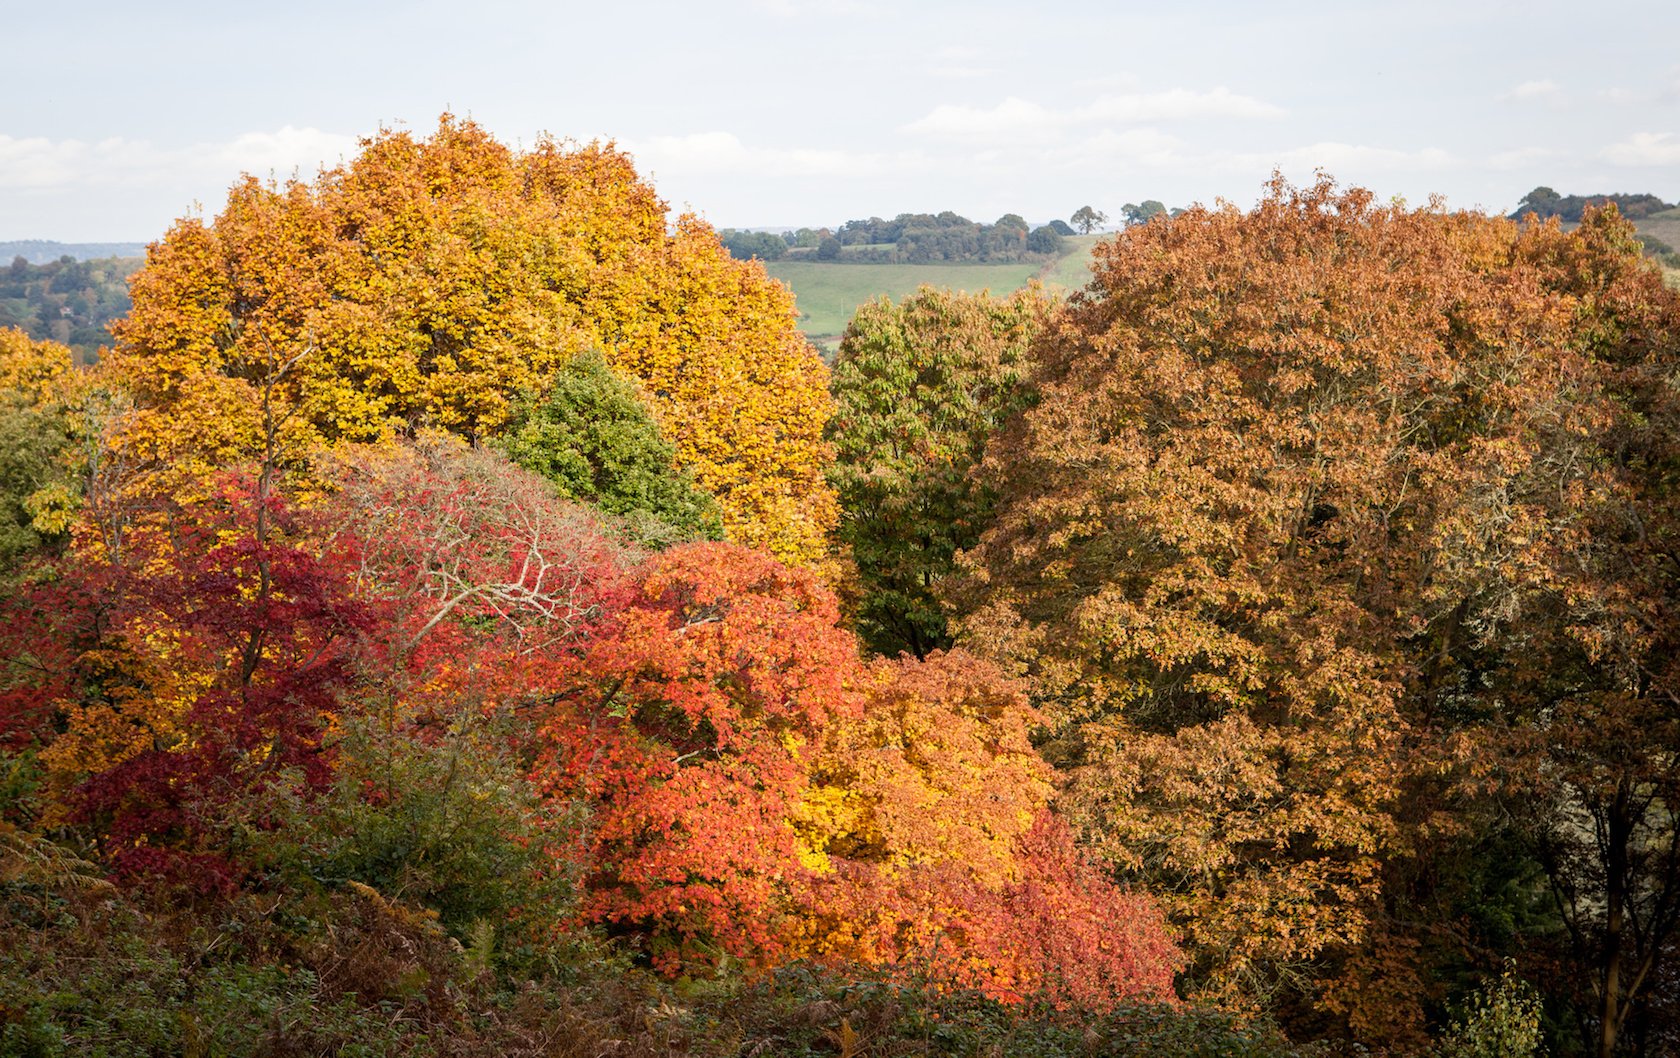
[1435,966,1546,1058]
[1121,200,1168,226]
[494,350,722,545]
[1070,205,1107,234]
[532,544,1180,1005]
[795,650,1178,1009]
[4,472,378,883]
[1512,186,1672,222]
[533,541,859,971]
[814,211,1067,265]
[718,229,789,262]
[1026,224,1065,254]
[0,255,139,360]
[105,115,836,564]
[0,838,1283,1058]
[948,176,1680,1048]
[0,329,82,567]
[828,286,1051,658]
[237,707,583,968]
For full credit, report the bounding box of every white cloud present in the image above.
[1487,146,1558,170]
[1600,131,1680,166]
[0,135,161,190]
[1598,68,1680,106]
[1219,142,1455,174]
[901,87,1285,141]
[0,126,355,192]
[1503,79,1560,101]
[627,131,904,180]
[217,126,358,177]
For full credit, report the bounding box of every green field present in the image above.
[1038,234,1103,294]
[767,261,1042,346]
[767,235,1107,349]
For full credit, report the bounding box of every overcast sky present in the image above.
[4,0,1677,242]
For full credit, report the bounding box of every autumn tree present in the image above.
[948,176,1680,1043]
[0,329,83,566]
[106,116,836,564]
[531,542,860,970]
[828,286,1051,658]
[794,649,1180,1009]
[1465,209,1680,1058]
[1121,200,1167,226]
[0,471,379,886]
[314,434,631,710]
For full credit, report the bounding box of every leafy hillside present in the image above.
[0,254,139,361]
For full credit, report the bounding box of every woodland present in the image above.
[2,116,1680,1058]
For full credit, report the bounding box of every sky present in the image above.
[4,0,1678,242]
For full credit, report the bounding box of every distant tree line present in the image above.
[1512,186,1674,222]
[721,211,1074,264]
[0,254,139,361]
[0,240,147,265]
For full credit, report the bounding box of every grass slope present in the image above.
[767,235,1108,349]
[767,262,1040,346]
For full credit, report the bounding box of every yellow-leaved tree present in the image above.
[107,116,836,562]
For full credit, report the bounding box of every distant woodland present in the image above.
[1512,186,1675,221]
[0,254,139,361]
[722,212,1075,264]
[0,240,147,264]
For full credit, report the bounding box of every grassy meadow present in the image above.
[767,234,1106,350]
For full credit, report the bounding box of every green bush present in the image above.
[232,707,587,979]
[1437,965,1546,1058]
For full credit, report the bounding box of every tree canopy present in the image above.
[950,177,1680,1047]
[106,115,837,563]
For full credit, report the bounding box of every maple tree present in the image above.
[527,544,1182,1003]
[947,177,1680,1042]
[0,470,377,886]
[106,116,837,563]
[531,541,859,969]
[794,649,1179,1008]
[828,287,1050,658]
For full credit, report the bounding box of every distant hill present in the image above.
[1510,187,1674,223]
[2,240,147,265]
[1,254,141,360]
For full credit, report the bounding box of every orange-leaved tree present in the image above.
[530,546,1182,1004]
[794,649,1179,1009]
[106,116,836,563]
[947,176,1680,1041]
[532,542,859,970]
